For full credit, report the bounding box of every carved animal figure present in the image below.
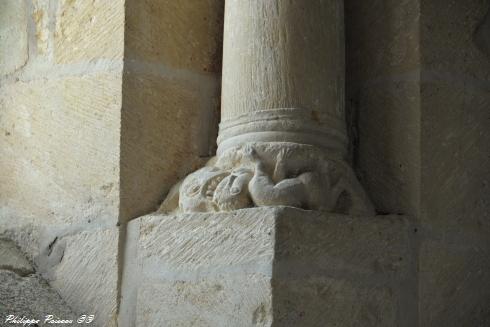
[243,145,338,211]
[159,143,375,215]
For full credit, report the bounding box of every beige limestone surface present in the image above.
[1,0,223,325]
[1,1,488,326]
[125,0,224,73]
[220,0,347,157]
[221,0,344,120]
[55,0,124,63]
[0,0,28,75]
[0,1,124,326]
[120,208,415,327]
[121,0,223,222]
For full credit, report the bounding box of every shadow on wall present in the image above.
[474,8,490,58]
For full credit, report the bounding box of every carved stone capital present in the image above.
[159,142,374,216]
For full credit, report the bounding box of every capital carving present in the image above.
[159,142,374,216]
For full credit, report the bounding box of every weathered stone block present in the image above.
[0,0,28,75]
[37,228,119,327]
[421,82,490,236]
[421,0,490,76]
[346,0,420,80]
[357,81,420,216]
[121,207,414,327]
[273,278,397,327]
[32,0,50,55]
[120,74,216,221]
[419,239,490,327]
[137,275,272,327]
[0,74,121,224]
[125,0,224,73]
[55,0,124,63]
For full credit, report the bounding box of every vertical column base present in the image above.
[121,208,415,327]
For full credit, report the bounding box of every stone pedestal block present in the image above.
[120,208,415,327]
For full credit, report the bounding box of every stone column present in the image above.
[160,0,373,216]
[127,3,415,326]
[219,0,346,157]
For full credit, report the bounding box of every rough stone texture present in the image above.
[120,208,414,326]
[419,239,490,326]
[0,239,33,277]
[273,278,397,327]
[221,0,344,122]
[165,0,374,219]
[160,143,374,216]
[120,74,211,221]
[39,228,119,327]
[125,0,224,73]
[0,0,28,76]
[220,0,347,158]
[345,0,421,216]
[0,238,76,324]
[0,2,124,325]
[55,0,124,63]
[0,222,41,264]
[1,1,487,326]
[0,270,77,324]
[121,0,223,221]
[418,1,490,326]
[32,0,50,56]
[137,275,272,327]
[346,1,490,326]
[420,0,490,236]
[0,74,121,224]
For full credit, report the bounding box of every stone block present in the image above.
[0,0,28,75]
[121,207,414,326]
[32,0,50,55]
[125,0,224,73]
[37,228,119,327]
[345,0,422,217]
[55,0,124,63]
[0,73,121,225]
[419,239,490,327]
[420,81,490,236]
[357,81,420,215]
[137,275,272,327]
[120,74,215,221]
[421,0,490,77]
[345,0,420,80]
[273,278,397,327]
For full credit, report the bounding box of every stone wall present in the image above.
[346,0,490,325]
[0,0,223,325]
[345,0,421,217]
[120,0,223,222]
[0,0,123,325]
[0,0,488,326]
[419,1,490,325]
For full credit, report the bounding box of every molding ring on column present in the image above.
[217,108,348,157]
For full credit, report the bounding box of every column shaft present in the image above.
[219,0,347,157]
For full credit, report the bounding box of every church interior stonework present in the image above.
[0,0,489,326]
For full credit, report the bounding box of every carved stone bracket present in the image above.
[159,142,374,216]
